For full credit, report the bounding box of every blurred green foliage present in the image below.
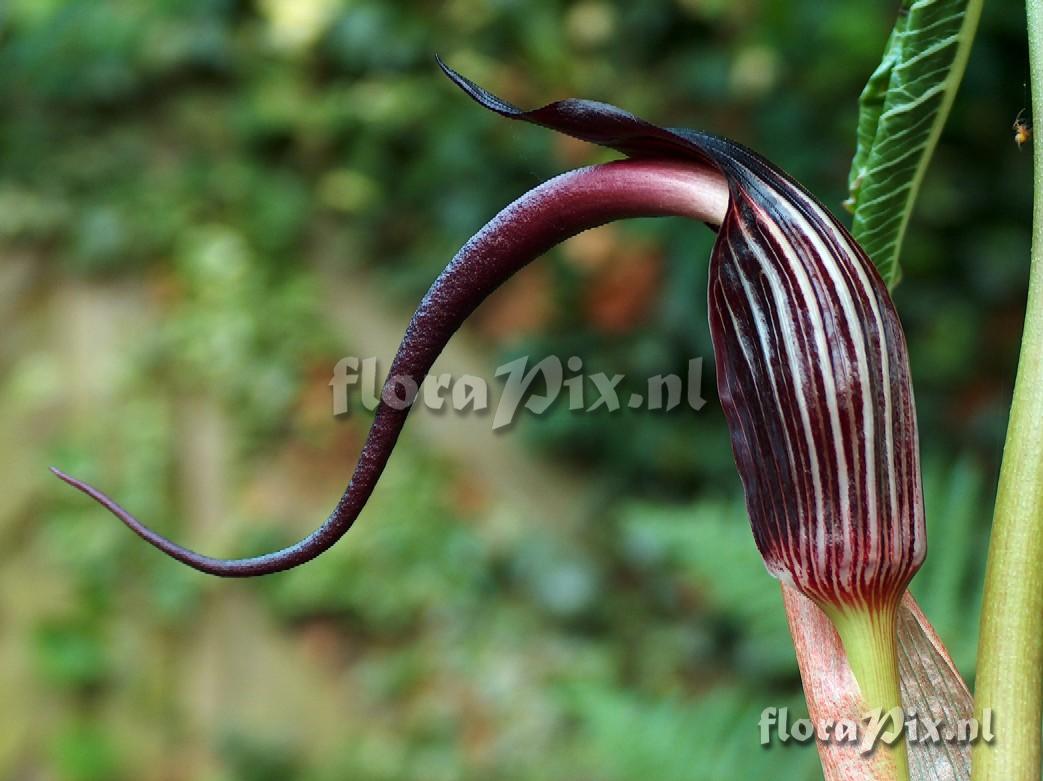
[0,0,1028,779]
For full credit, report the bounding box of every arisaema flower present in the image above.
[54,60,926,778]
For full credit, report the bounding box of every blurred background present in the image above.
[0,1,1031,779]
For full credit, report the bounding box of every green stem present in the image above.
[971,3,1043,778]
[827,604,910,781]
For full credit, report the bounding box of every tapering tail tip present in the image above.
[51,465,127,527]
[50,465,80,489]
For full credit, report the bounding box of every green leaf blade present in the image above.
[848,0,984,288]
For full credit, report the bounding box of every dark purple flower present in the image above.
[54,61,925,619]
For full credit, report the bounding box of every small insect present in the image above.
[1014,109,1032,149]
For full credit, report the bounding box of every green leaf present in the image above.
[847,0,983,288]
[845,8,909,213]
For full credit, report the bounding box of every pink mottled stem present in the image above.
[783,585,972,780]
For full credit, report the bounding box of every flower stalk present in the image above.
[786,586,973,780]
[971,2,1043,777]
[826,604,908,779]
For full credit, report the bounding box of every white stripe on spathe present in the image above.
[756,185,883,595]
[745,202,856,595]
[725,243,805,576]
[777,177,911,592]
[731,209,832,586]
[718,278,805,587]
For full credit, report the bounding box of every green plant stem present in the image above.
[828,604,910,780]
[971,3,1043,777]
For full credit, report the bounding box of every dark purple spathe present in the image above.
[54,62,924,613]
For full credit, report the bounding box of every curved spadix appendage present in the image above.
[52,158,728,576]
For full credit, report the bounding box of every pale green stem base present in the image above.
[971,5,1043,779]
[972,1,1043,775]
[826,604,910,781]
